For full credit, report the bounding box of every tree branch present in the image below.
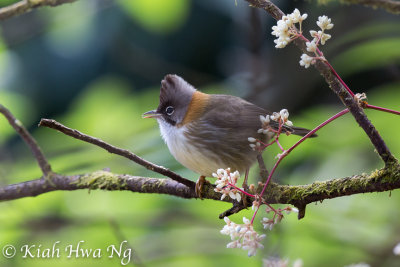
[0,171,196,201]
[245,0,397,166]
[342,0,400,14]
[38,119,195,189]
[272,160,400,219]
[0,162,398,220]
[0,104,52,177]
[0,0,77,21]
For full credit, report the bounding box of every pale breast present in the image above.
[158,119,228,177]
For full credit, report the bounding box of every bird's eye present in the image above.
[165,106,174,115]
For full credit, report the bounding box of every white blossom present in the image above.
[258,115,273,136]
[213,168,242,201]
[270,112,281,121]
[227,240,240,248]
[310,30,318,39]
[260,115,270,125]
[317,15,334,30]
[263,257,289,267]
[262,217,275,231]
[310,30,331,45]
[299,53,314,68]
[285,120,293,127]
[280,109,289,120]
[283,206,299,214]
[306,40,317,53]
[248,137,257,143]
[221,216,266,257]
[271,9,308,48]
[293,259,303,267]
[394,242,400,255]
[344,263,370,267]
[259,109,293,135]
[262,129,270,134]
[320,32,331,45]
[288,8,307,23]
[355,93,367,101]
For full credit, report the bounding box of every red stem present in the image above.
[250,203,260,224]
[227,183,255,198]
[324,60,355,97]
[365,104,400,116]
[276,139,285,152]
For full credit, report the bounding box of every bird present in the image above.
[143,74,314,197]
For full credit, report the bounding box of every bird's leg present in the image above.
[195,175,207,199]
[241,168,250,207]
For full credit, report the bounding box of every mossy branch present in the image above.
[0,0,77,21]
[0,162,399,220]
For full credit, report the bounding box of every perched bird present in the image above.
[143,74,314,197]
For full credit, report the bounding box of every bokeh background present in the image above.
[0,0,399,266]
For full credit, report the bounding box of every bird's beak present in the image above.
[142,110,162,119]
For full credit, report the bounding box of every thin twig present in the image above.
[38,119,195,188]
[0,0,78,21]
[0,104,52,177]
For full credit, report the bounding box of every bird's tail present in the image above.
[288,126,317,138]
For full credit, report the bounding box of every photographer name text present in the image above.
[2,240,132,265]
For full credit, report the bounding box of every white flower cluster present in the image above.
[299,54,314,69]
[261,217,276,231]
[213,168,241,201]
[299,15,334,68]
[262,206,299,231]
[344,263,370,267]
[248,137,261,151]
[263,258,303,267]
[394,242,400,255]
[221,217,266,257]
[317,15,334,31]
[261,109,293,132]
[271,8,308,48]
[248,109,293,150]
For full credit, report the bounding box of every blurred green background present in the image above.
[0,0,399,266]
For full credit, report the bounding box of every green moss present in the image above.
[73,170,128,192]
[141,178,166,193]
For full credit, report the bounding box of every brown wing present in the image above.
[183,94,315,173]
[187,94,314,146]
[182,95,268,173]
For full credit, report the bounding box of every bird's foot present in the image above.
[195,175,209,199]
